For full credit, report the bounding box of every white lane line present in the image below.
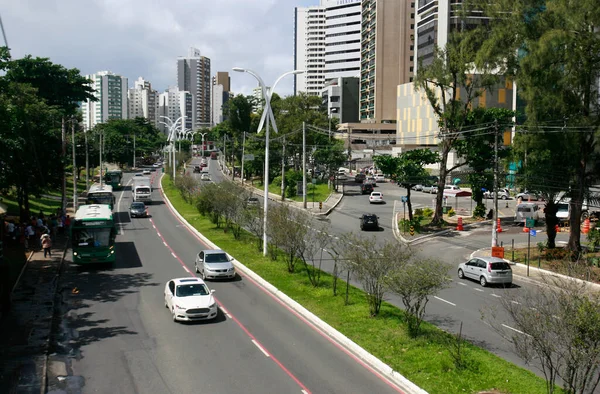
[502,324,529,336]
[434,296,456,307]
[183,266,191,274]
[491,294,502,298]
[163,241,168,247]
[157,232,162,237]
[511,300,520,305]
[458,282,467,286]
[474,288,484,292]
[171,252,177,259]
[302,391,309,394]
[252,340,270,357]
[152,224,156,229]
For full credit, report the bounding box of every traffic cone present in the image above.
[555,224,560,233]
[523,225,529,233]
[583,218,591,234]
[497,218,503,233]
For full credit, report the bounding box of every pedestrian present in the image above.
[50,215,58,238]
[41,233,52,258]
[6,220,15,241]
[64,215,71,233]
[24,223,35,249]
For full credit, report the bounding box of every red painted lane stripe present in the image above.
[148,217,312,394]
[156,178,407,394]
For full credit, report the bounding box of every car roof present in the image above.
[172,277,206,285]
[370,191,382,195]
[362,214,377,218]
[202,249,227,255]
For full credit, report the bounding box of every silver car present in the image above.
[458,256,512,287]
[195,249,236,280]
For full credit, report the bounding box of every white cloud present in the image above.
[1,0,318,96]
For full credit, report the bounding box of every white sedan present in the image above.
[164,277,218,322]
[200,173,211,181]
[142,169,151,175]
[369,191,384,204]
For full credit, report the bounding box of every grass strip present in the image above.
[267,182,332,203]
[162,175,557,394]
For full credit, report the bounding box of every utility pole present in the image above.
[241,132,246,185]
[281,135,285,201]
[99,130,104,186]
[84,129,89,191]
[133,131,136,169]
[223,134,227,173]
[61,117,67,214]
[302,122,307,209]
[71,120,78,211]
[492,119,499,247]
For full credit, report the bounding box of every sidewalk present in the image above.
[0,232,70,393]
[470,242,600,291]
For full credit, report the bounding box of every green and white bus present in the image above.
[86,183,115,210]
[105,170,123,190]
[71,204,117,265]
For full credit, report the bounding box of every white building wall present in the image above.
[212,84,224,125]
[81,71,128,130]
[323,0,361,82]
[294,6,326,95]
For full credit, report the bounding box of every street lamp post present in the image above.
[198,132,208,159]
[232,67,305,256]
[159,116,183,180]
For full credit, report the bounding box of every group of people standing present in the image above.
[4,208,71,258]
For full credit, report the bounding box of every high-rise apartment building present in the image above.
[323,0,362,83]
[359,0,414,123]
[251,86,270,113]
[211,72,231,126]
[81,71,128,130]
[177,47,211,130]
[128,77,159,127]
[294,5,326,95]
[157,86,191,136]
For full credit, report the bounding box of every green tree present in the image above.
[415,17,498,225]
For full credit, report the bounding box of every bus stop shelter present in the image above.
[443,189,473,214]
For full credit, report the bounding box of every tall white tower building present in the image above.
[323,0,362,83]
[81,71,128,130]
[128,77,159,127]
[157,86,191,136]
[177,47,211,130]
[294,5,326,95]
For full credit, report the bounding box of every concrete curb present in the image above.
[40,238,70,394]
[469,246,600,292]
[393,213,493,245]
[160,174,427,394]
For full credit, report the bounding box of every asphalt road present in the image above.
[58,165,406,394]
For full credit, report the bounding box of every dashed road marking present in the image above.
[474,288,484,292]
[434,296,456,306]
[502,324,529,336]
[511,300,520,305]
[458,282,467,286]
[157,231,162,237]
[171,252,177,259]
[491,294,502,298]
[252,340,270,357]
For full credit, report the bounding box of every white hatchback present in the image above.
[164,277,218,322]
[457,257,512,287]
[369,191,384,204]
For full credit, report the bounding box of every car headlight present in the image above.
[228,267,235,272]
[175,304,186,310]
[73,252,78,256]
[209,303,216,309]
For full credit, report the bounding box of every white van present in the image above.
[515,202,542,223]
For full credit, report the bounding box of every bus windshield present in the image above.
[73,227,112,247]
[87,192,113,206]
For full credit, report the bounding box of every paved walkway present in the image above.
[0,233,70,393]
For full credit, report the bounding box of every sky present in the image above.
[1,0,319,97]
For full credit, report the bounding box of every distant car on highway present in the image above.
[193,166,201,173]
[152,163,161,168]
[200,173,211,181]
[129,202,147,218]
[164,277,218,322]
[134,173,143,177]
[360,214,379,231]
[361,183,374,195]
[354,173,366,183]
[142,169,151,175]
[422,184,438,193]
[369,191,384,204]
[412,184,424,191]
[457,256,512,287]
[195,249,236,280]
[375,174,386,183]
[246,197,259,207]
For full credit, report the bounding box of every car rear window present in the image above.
[517,207,532,212]
[491,262,511,270]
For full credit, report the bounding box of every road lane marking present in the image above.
[434,296,456,307]
[163,241,168,247]
[157,231,162,237]
[302,391,309,394]
[252,340,270,357]
[502,324,529,336]
[171,252,177,259]
[152,224,156,229]
[511,300,520,305]
[474,288,484,292]
[183,266,191,274]
[491,294,501,298]
[458,282,467,286]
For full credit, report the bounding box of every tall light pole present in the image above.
[232,67,305,256]
[198,132,208,159]
[84,128,89,190]
[71,119,78,211]
[159,116,183,180]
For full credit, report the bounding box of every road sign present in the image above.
[243,154,255,161]
[401,196,408,203]
[409,226,415,236]
[319,201,323,210]
[530,229,537,237]
[491,246,505,258]
[526,218,535,228]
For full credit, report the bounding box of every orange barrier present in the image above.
[555,224,560,233]
[497,218,503,233]
[456,217,464,231]
[583,218,591,234]
[523,225,529,233]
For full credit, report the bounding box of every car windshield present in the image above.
[517,206,532,212]
[176,284,209,297]
[136,187,151,193]
[131,203,145,209]
[491,262,511,270]
[73,228,112,247]
[364,215,377,221]
[205,253,230,263]
[557,203,569,212]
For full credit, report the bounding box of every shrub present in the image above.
[414,208,424,216]
[400,218,422,233]
[473,204,486,218]
[448,208,456,217]
[422,207,434,218]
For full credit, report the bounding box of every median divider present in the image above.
[159,174,428,394]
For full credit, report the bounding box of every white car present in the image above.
[164,277,218,322]
[200,173,211,181]
[195,249,236,280]
[369,191,384,204]
[457,257,512,287]
[374,174,386,183]
[142,169,151,175]
[422,184,438,193]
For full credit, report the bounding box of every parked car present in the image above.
[195,249,236,280]
[515,202,543,224]
[129,202,147,218]
[516,190,543,201]
[484,188,510,200]
[355,173,366,183]
[369,191,384,204]
[361,183,374,195]
[444,185,461,191]
[412,184,424,191]
[193,166,201,173]
[360,214,379,231]
[422,184,438,194]
[164,277,218,322]
[457,256,513,287]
